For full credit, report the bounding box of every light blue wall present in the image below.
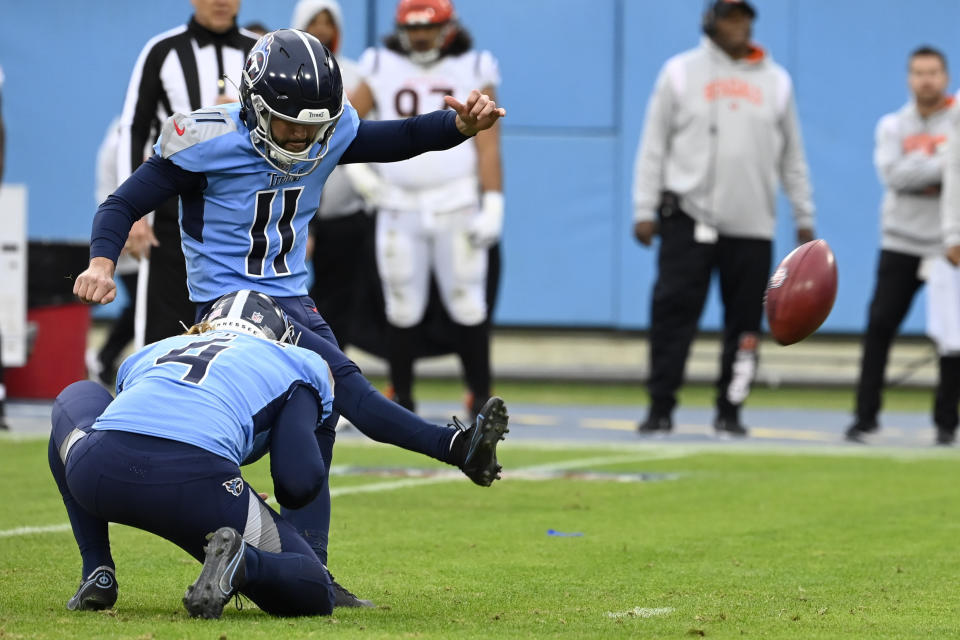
[2,0,957,332]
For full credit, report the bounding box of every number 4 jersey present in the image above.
[153,102,360,303]
[359,47,500,193]
[92,331,335,466]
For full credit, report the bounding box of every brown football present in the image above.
[765,239,838,346]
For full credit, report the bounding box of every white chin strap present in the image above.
[249,94,342,177]
[409,48,441,64]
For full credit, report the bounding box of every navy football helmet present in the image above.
[240,29,344,177]
[201,290,297,344]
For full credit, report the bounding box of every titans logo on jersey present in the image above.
[153,102,360,303]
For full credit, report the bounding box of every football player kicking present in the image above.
[72,29,508,606]
[51,291,342,618]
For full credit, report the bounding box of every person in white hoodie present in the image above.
[847,47,959,446]
[632,0,814,438]
[292,0,381,351]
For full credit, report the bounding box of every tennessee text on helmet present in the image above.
[395,0,457,65]
[202,290,298,344]
[240,29,344,177]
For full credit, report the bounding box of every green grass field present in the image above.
[373,377,938,412]
[2,432,959,639]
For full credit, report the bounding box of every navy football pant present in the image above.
[49,381,335,616]
[196,295,458,563]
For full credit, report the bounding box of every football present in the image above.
[765,239,838,346]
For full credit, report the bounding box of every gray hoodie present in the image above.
[875,98,955,257]
[632,38,814,239]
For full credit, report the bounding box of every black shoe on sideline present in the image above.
[66,566,117,611]
[936,428,956,446]
[714,417,749,438]
[637,415,672,436]
[183,527,247,619]
[331,577,375,608]
[844,421,877,444]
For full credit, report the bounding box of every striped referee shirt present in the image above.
[117,17,258,183]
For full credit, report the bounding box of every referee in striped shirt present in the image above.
[116,0,258,344]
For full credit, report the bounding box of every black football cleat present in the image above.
[637,415,673,436]
[714,417,749,438]
[66,566,117,611]
[331,576,375,608]
[456,396,509,487]
[183,527,247,619]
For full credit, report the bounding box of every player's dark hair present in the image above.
[384,27,473,58]
[909,46,947,71]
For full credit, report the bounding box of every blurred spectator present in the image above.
[86,118,138,388]
[631,0,814,438]
[243,21,269,36]
[847,47,957,446]
[0,64,7,430]
[292,0,381,350]
[116,0,258,345]
[350,0,503,416]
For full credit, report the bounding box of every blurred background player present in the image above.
[0,64,7,430]
[50,291,338,618]
[117,0,258,345]
[292,0,382,351]
[631,0,815,437]
[350,0,504,416]
[243,21,269,37]
[847,47,958,445]
[86,117,138,388]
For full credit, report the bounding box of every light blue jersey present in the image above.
[93,331,335,465]
[152,102,360,302]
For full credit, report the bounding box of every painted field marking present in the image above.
[606,606,675,619]
[510,413,560,426]
[1,451,689,538]
[0,524,72,538]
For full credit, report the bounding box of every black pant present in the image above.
[145,198,194,344]
[308,211,371,349]
[854,249,960,431]
[647,209,771,419]
[97,272,138,371]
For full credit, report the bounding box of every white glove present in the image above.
[468,191,504,248]
[343,163,383,208]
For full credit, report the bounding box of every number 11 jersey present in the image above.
[153,102,361,303]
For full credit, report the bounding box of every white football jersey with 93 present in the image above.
[358,47,500,196]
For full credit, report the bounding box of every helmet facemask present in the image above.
[397,23,455,65]
[246,88,343,178]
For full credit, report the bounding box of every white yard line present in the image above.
[0,523,72,538]
[0,451,691,538]
[5,443,957,539]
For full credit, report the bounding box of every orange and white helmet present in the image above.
[395,0,457,64]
